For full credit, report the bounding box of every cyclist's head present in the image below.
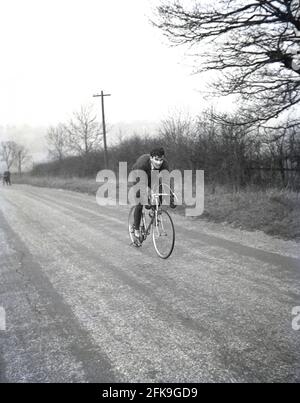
[150,147,165,169]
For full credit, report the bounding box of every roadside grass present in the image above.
[13,175,99,195]
[202,185,300,241]
[12,174,300,241]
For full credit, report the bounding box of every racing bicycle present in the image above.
[128,190,176,259]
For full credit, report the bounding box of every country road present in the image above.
[0,184,299,383]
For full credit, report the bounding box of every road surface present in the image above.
[0,184,299,382]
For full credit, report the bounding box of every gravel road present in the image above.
[0,185,299,382]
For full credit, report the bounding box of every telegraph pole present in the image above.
[93,91,111,169]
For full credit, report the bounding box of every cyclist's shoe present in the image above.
[133,240,142,247]
[170,195,176,209]
[133,229,142,247]
[130,225,141,246]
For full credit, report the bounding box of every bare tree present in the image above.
[153,0,300,128]
[0,141,18,170]
[66,105,102,156]
[46,123,68,161]
[15,145,31,176]
[262,122,300,188]
[158,113,196,169]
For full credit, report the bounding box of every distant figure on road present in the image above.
[3,171,11,186]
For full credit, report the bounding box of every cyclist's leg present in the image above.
[134,203,143,230]
[131,204,142,245]
[133,187,143,230]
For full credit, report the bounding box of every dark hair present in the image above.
[150,147,165,158]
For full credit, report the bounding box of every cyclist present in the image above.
[3,171,11,186]
[130,147,175,245]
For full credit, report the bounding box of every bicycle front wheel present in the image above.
[152,209,175,259]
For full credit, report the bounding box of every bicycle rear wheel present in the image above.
[152,209,175,259]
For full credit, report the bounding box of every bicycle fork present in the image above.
[154,210,167,237]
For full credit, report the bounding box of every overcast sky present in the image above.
[0,0,211,125]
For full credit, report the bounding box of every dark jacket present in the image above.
[131,154,172,203]
[131,154,169,185]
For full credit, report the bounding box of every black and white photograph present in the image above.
[0,0,299,385]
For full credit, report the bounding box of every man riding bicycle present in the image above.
[131,147,175,245]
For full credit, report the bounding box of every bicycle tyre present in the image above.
[152,209,175,259]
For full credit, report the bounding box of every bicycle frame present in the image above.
[139,192,168,242]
